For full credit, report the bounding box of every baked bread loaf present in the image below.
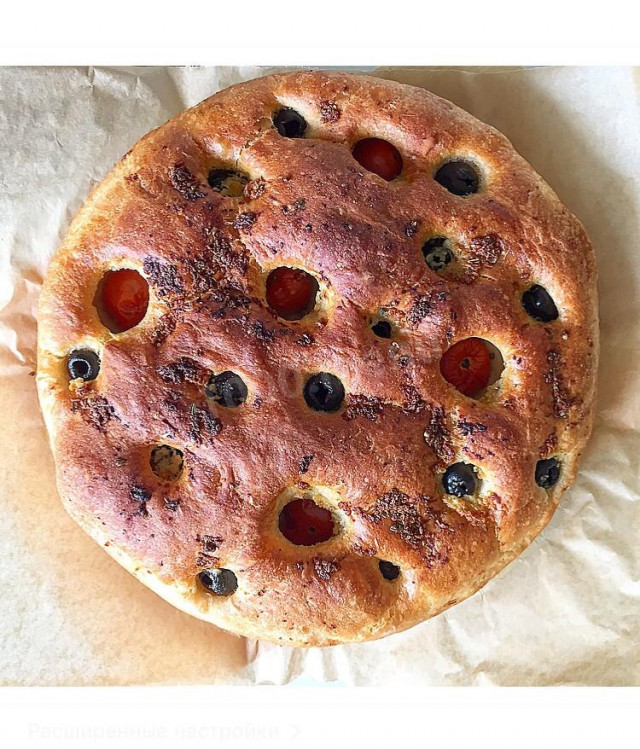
[37,71,598,646]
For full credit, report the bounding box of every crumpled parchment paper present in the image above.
[1,65,638,686]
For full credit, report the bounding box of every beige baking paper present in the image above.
[0,66,638,686]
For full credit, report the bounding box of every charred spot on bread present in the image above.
[298,455,314,474]
[70,390,116,432]
[188,404,222,443]
[232,211,258,233]
[342,394,384,423]
[168,162,206,201]
[143,258,184,297]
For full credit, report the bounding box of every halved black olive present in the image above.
[205,371,248,408]
[273,108,307,138]
[198,568,238,596]
[522,284,559,323]
[535,457,561,488]
[378,560,401,581]
[434,160,480,196]
[303,372,345,412]
[371,320,392,339]
[442,462,478,497]
[150,444,184,482]
[67,349,100,381]
[207,169,248,197]
[422,237,454,272]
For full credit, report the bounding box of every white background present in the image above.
[1,2,639,747]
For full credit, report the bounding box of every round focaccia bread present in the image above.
[36,71,598,647]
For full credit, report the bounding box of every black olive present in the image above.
[442,462,478,497]
[150,444,184,482]
[303,372,345,412]
[207,168,248,197]
[273,108,307,138]
[522,284,559,322]
[434,160,480,196]
[371,320,392,339]
[378,560,401,581]
[535,457,561,488]
[205,371,248,408]
[422,237,454,272]
[67,349,100,381]
[198,568,238,596]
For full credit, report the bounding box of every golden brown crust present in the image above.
[36,71,598,646]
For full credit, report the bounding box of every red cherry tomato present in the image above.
[440,337,492,397]
[352,137,403,181]
[101,269,149,332]
[266,267,318,320]
[278,497,334,546]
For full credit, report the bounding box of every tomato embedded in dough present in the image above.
[440,337,492,397]
[265,267,319,321]
[278,497,335,546]
[352,137,403,181]
[100,269,149,332]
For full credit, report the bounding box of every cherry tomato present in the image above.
[101,269,149,332]
[440,337,492,397]
[266,267,318,320]
[352,137,403,181]
[278,497,334,546]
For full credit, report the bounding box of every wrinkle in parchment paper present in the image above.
[0,66,638,686]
